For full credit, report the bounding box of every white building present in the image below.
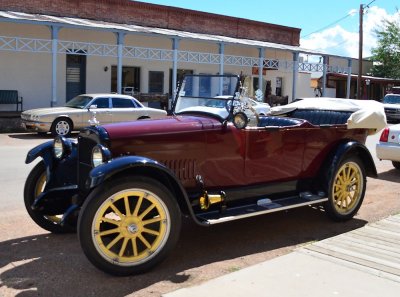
[0,1,355,111]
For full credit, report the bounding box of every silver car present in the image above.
[382,94,400,123]
[376,124,400,170]
[21,94,167,136]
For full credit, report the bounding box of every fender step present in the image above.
[196,193,327,225]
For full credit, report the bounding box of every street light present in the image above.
[365,79,370,100]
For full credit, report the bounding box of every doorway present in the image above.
[66,54,86,101]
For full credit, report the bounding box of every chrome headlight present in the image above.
[91,145,111,167]
[54,137,64,159]
[53,136,72,159]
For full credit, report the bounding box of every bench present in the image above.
[0,90,23,111]
[289,109,353,126]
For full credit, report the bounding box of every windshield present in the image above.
[65,95,93,108]
[383,95,400,104]
[174,75,239,119]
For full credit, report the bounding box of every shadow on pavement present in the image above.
[377,168,400,182]
[7,132,78,140]
[0,207,367,297]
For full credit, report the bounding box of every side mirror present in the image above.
[89,104,98,110]
[233,112,249,129]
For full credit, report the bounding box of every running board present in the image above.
[196,194,328,225]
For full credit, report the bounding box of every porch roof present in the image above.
[0,10,344,59]
[328,72,400,83]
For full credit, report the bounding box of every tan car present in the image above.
[21,94,167,136]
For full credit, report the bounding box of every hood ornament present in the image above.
[88,111,100,127]
[255,89,263,102]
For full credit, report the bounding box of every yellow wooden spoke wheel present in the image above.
[35,171,62,224]
[325,157,366,221]
[24,161,73,233]
[78,177,181,276]
[332,162,363,215]
[92,189,170,266]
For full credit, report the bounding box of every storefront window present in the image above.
[149,71,164,93]
[111,66,140,93]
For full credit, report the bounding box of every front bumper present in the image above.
[21,120,52,132]
[376,142,400,162]
[384,110,400,122]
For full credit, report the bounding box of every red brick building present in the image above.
[1,0,300,46]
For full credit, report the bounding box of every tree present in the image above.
[371,17,400,79]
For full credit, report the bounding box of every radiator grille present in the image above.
[77,131,101,190]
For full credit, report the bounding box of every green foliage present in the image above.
[371,17,400,79]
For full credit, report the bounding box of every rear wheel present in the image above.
[392,161,400,170]
[24,161,73,233]
[78,176,181,276]
[51,118,72,136]
[324,156,366,221]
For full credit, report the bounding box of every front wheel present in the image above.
[324,157,366,221]
[24,161,74,233]
[51,118,72,136]
[78,176,181,276]
[392,161,400,170]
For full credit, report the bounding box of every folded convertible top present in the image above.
[270,97,387,133]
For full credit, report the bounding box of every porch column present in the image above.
[50,26,60,107]
[172,38,180,101]
[219,42,224,95]
[258,48,264,94]
[322,56,328,97]
[116,32,125,94]
[292,51,299,102]
[346,58,352,98]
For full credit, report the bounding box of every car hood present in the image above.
[22,107,82,116]
[103,115,222,139]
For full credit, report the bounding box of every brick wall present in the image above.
[0,0,300,46]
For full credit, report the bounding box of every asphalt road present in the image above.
[0,131,399,297]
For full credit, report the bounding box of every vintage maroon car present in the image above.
[24,74,386,276]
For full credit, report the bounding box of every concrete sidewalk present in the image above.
[164,214,400,297]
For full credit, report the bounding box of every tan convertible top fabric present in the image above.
[270,97,387,133]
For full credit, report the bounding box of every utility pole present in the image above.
[357,3,364,99]
[357,0,376,99]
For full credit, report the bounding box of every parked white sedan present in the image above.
[376,124,400,170]
[21,94,167,136]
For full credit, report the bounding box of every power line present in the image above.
[330,39,350,49]
[301,12,354,38]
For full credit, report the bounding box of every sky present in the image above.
[134,0,399,59]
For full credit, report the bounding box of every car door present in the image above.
[244,127,305,183]
[83,97,113,125]
[111,97,140,123]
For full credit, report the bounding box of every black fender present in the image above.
[86,156,206,226]
[25,139,79,215]
[318,140,377,192]
[25,140,54,168]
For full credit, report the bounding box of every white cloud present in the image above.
[300,6,399,58]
